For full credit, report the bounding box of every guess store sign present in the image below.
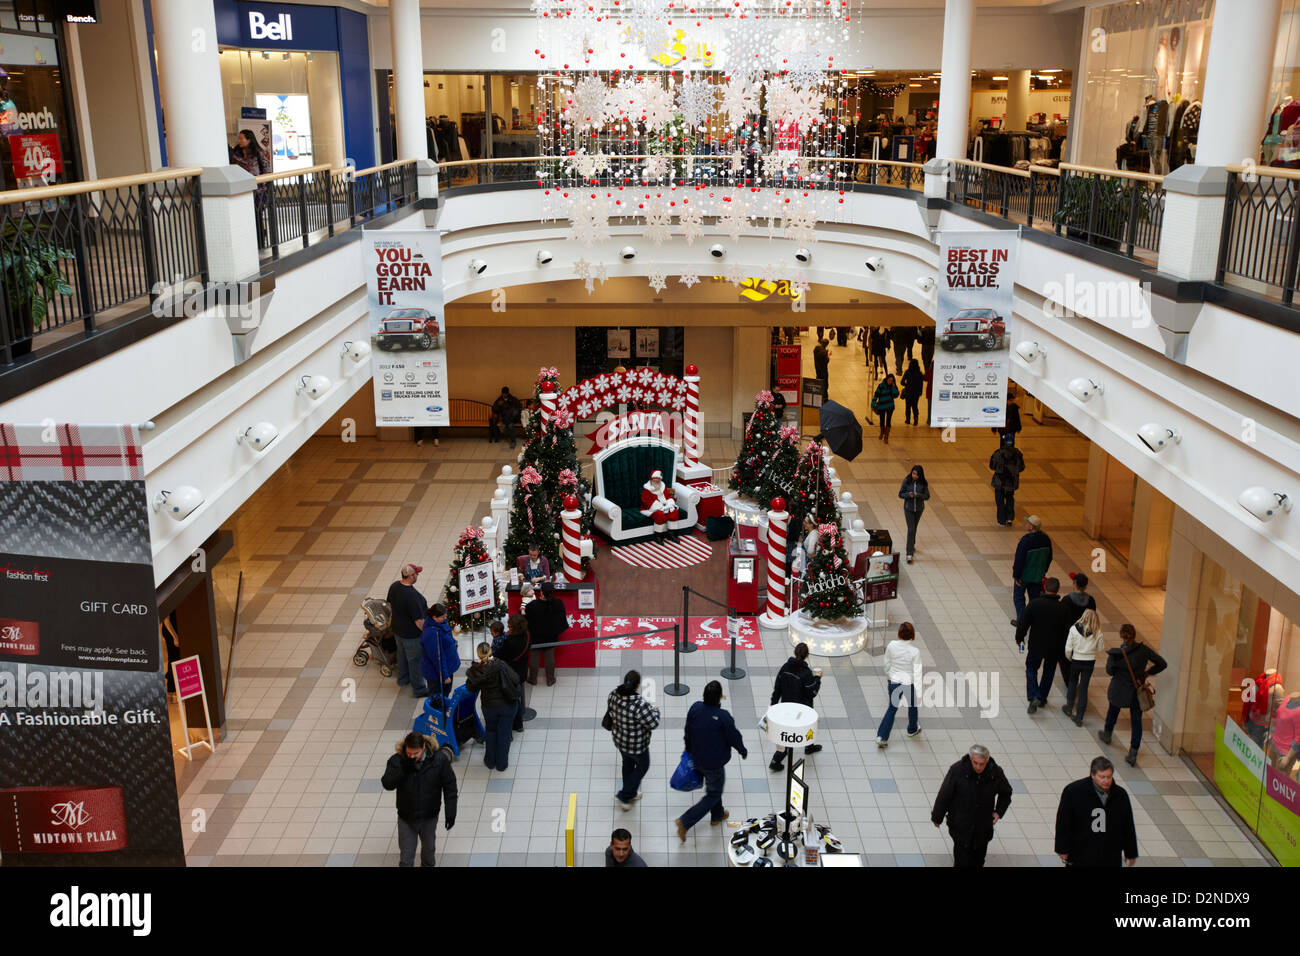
[9,132,61,179]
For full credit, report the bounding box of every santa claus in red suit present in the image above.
[640,469,679,531]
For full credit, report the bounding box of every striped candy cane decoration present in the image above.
[540,382,557,424]
[683,364,701,468]
[560,495,583,583]
[760,497,789,628]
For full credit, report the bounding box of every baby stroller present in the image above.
[353,597,397,677]
[413,684,484,758]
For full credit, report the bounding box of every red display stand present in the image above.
[691,482,725,532]
[506,579,599,668]
[727,536,760,614]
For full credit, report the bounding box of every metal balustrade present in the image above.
[1218,165,1300,305]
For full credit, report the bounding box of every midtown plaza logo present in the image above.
[51,801,91,830]
[0,618,39,656]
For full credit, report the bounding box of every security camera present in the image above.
[1015,341,1044,362]
[1137,423,1181,454]
[237,422,279,453]
[1067,378,1103,402]
[468,258,488,274]
[1239,487,1292,523]
[794,247,812,264]
[153,486,204,521]
[297,374,333,400]
[342,340,371,363]
[537,250,553,265]
[710,243,727,259]
[620,246,637,260]
[864,256,883,272]
[915,276,936,294]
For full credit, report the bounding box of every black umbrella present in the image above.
[818,400,864,462]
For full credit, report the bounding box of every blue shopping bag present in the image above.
[669,750,701,792]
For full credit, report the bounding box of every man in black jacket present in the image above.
[931,744,1013,868]
[381,732,458,867]
[1054,756,1138,867]
[1015,577,1075,714]
[387,563,429,697]
[769,642,822,771]
[988,436,1025,528]
[525,581,568,686]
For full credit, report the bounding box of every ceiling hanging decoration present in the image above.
[532,0,859,244]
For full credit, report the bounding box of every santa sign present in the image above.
[583,409,682,455]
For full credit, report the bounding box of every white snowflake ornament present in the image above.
[677,205,703,245]
[678,272,700,289]
[646,268,668,293]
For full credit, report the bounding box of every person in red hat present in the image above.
[640,469,679,533]
[388,563,430,697]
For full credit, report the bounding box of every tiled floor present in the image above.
[175,330,1268,868]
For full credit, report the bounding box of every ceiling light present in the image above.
[342,340,371,363]
[992,75,1009,81]
[153,487,204,521]
[237,422,279,453]
[297,374,332,400]
[1239,488,1292,523]
[1137,424,1180,454]
[1067,378,1103,402]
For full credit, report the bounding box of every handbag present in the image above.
[498,662,523,703]
[669,750,702,792]
[1121,644,1156,712]
[601,694,615,732]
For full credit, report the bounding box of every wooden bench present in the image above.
[447,398,493,432]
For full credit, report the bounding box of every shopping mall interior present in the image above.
[1,0,1299,873]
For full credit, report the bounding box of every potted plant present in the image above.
[1,221,73,358]
[1053,173,1150,252]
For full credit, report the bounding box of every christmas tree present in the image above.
[759,423,802,510]
[503,367,595,574]
[443,525,507,630]
[730,390,782,500]
[788,440,839,528]
[803,523,863,622]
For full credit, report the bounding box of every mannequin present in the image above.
[1144,95,1170,176]
[1272,690,1300,776]
[1246,668,1283,748]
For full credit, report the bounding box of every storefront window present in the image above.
[1184,551,1300,864]
[0,31,75,189]
[1075,0,1213,173]
[1265,1,1300,166]
[576,326,684,382]
[219,49,345,173]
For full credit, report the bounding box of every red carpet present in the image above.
[596,616,763,650]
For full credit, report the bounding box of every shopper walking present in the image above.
[900,359,924,425]
[1062,609,1103,726]
[380,731,458,867]
[872,374,900,444]
[919,324,935,372]
[1054,756,1138,867]
[1011,515,1052,625]
[898,465,930,563]
[464,642,520,772]
[989,436,1025,528]
[674,681,748,841]
[524,581,568,686]
[607,669,661,810]
[891,325,916,374]
[1015,578,1073,714]
[813,338,831,396]
[930,744,1013,868]
[768,643,822,771]
[1063,572,1098,623]
[876,622,922,747]
[387,564,429,698]
[994,387,1023,446]
[870,327,890,377]
[419,603,459,701]
[497,613,531,732]
[606,828,648,867]
[1099,624,1167,767]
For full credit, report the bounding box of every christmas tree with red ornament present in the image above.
[443,525,506,629]
[730,390,783,500]
[804,523,863,622]
[788,440,839,528]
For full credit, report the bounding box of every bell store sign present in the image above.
[584,409,683,455]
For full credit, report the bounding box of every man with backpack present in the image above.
[769,642,822,771]
[605,669,661,810]
[989,436,1025,528]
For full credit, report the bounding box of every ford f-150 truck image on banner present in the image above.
[376,309,441,350]
[940,308,1005,351]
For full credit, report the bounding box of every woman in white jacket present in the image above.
[1062,609,1103,726]
[876,622,923,747]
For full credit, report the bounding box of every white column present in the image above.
[1196,0,1283,168]
[491,488,510,551]
[1005,70,1030,131]
[934,0,974,163]
[151,0,228,168]
[390,0,429,162]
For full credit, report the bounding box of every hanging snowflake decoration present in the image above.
[678,272,700,289]
[569,76,614,133]
[568,150,612,180]
[636,78,676,129]
[567,194,612,247]
[729,151,746,173]
[644,206,673,246]
[724,263,748,287]
[646,268,668,293]
[720,76,762,128]
[766,78,824,133]
[761,149,799,180]
[677,205,703,245]
[594,262,609,286]
[676,75,718,129]
[717,202,752,242]
[759,262,782,286]
[789,270,811,297]
[642,153,672,183]
[782,203,819,245]
[572,258,593,282]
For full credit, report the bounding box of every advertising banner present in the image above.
[458,562,495,616]
[1213,718,1265,824]
[8,132,60,179]
[238,105,271,161]
[0,423,184,866]
[931,230,1016,428]
[607,329,630,360]
[774,344,800,405]
[364,229,447,428]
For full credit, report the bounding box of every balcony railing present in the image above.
[1217,164,1300,305]
[0,167,206,364]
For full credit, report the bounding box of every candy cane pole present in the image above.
[540,381,558,424]
[759,497,789,629]
[560,495,584,583]
[683,363,701,468]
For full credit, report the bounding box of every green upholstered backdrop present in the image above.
[598,444,678,530]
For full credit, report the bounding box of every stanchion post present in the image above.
[720,606,746,681]
[665,624,688,697]
[679,585,697,653]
